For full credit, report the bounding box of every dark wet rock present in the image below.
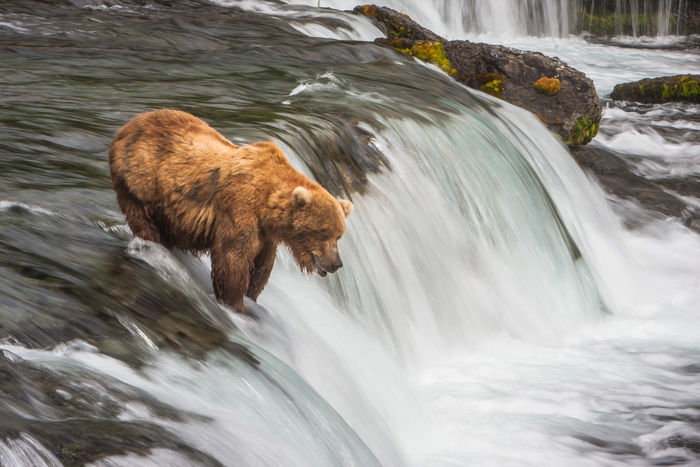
[0,211,260,366]
[574,433,643,456]
[1,414,222,466]
[0,351,221,466]
[571,144,700,231]
[665,435,700,454]
[611,75,700,104]
[353,5,443,42]
[355,5,602,146]
[679,363,700,374]
[651,176,700,199]
[285,116,388,197]
[444,40,601,145]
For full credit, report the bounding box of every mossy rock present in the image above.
[355,5,378,17]
[399,40,456,75]
[611,74,700,103]
[566,117,600,146]
[354,4,444,42]
[474,73,506,96]
[533,77,560,96]
[358,5,601,147]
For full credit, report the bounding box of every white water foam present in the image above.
[0,338,382,467]
[90,449,207,467]
[596,129,700,177]
[0,434,62,467]
[0,200,54,216]
[208,0,381,41]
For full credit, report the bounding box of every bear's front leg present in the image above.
[247,241,277,301]
[210,229,259,314]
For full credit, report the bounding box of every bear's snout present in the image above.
[328,259,343,273]
[311,251,343,277]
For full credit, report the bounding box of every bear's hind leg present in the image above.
[113,178,163,245]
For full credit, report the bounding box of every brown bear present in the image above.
[109,109,353,314]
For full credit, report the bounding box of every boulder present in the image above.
[610,74,700,104]
[355,5,602,146]
[353,4,444,42]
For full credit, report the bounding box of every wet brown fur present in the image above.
[109,109,352,314]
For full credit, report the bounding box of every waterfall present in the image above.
[4,0,700,465]
[228,69,638,464]
[579,0,688,36]
[290,0,689,37]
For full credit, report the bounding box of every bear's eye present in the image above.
[319,232,331,241]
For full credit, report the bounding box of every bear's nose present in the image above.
[329,260,343,273]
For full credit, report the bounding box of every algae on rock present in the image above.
[400,41,456,75]
[354,5,602,147]
[611,75,700,104]
[566,117,600,146]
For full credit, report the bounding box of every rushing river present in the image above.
[1,1,699,466]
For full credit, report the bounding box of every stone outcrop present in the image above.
[354,5,602,146]
[610,74,700,104]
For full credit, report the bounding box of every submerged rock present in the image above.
[571,144,700,232]
[0,351,220,466]
[610,74,700,104]
[354,5,602,146]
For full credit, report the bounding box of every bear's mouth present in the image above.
[311,254,328,277]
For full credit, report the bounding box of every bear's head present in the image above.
[274,185,353,277]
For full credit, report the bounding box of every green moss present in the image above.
[581,12,615,35]
[579,11,674,35]
[481,79,503,96]
[474,73,505,96]
[400,41,456,75]
[566,117,600,146]
[613,75,700,103]
[680,80,700,98]
[659,76,700,100]
[661,84,672,100]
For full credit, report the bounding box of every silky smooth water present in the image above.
[288,0,690,37]
[1,1,699,466]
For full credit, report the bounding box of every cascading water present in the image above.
[294,0,690,37]
[1,0,699,466]
[579,0,690,36]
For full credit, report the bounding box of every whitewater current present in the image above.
[1,0,699,466]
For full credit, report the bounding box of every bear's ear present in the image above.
[338,199,353,217]
[292,186,312,208]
